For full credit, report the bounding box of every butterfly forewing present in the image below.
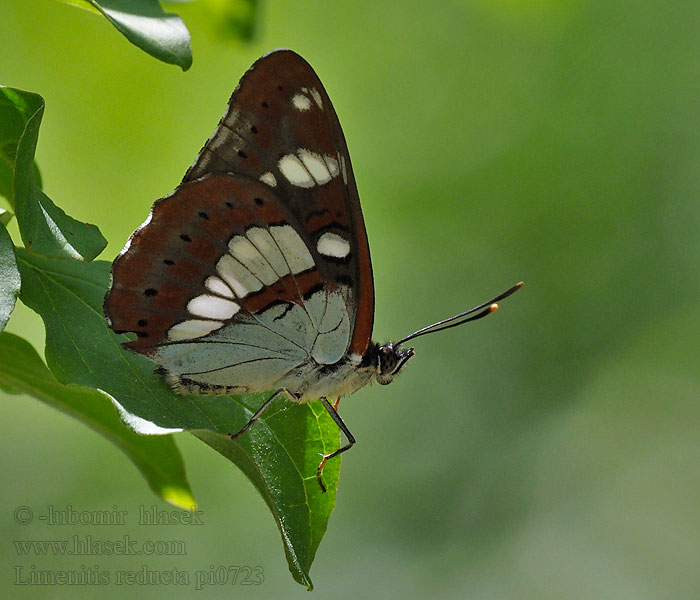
[184,50,374,356]
[105,50,375,395]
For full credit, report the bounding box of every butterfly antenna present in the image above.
[396,281,524,345]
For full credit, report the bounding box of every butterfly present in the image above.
[104,49,522,492]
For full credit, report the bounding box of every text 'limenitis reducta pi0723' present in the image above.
[104,49,523,493]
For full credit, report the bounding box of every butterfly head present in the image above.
[373,342,415,385]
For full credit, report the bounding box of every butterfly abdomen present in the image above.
[156,368,240,396]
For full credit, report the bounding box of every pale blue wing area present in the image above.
[251,300,317,351]
[240,288,351,367]
[151,331,304,391]
[151,287,352,393]
[179,355,303,389]
[310,290,351,364]
[150,331,302,373]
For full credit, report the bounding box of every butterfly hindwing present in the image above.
[105,50,375,395]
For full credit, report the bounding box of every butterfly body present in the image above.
[161,350,376,401]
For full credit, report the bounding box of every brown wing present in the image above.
[183,49,374,355]
[106,50,374,357]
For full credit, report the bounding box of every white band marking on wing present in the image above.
[269,225,315,274]
[278,154,315,188]
[216,254,262,297]
[316,232,351,258]
[298,148,332,184]
[187,295,240,320]
[168,319,223,341]
[292,93,312,111]
[205,276,235,299]
[229,235,278,285]
[259,171,277,187]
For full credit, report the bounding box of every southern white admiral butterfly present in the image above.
[105,49,522,492]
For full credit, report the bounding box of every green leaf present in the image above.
[15,248,339,588]
[59,0,193,71]
[194,402,340,590]
[189,0,259,41]
[0,88,33,204]
[55,0,101,14]
[0,331,195,509]
[0,208,12,226]
[0,87,107,260]
[0,223,20,332]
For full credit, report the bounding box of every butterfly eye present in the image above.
[377,345,398,378]
[376,344,414,384]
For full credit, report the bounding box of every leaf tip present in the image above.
[160,485,196,511]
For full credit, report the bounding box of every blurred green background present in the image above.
[2,0,699,597]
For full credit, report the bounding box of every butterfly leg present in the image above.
[228,387,291,440]
[317,397,355,494]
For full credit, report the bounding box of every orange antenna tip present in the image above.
[396,281,523,344]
